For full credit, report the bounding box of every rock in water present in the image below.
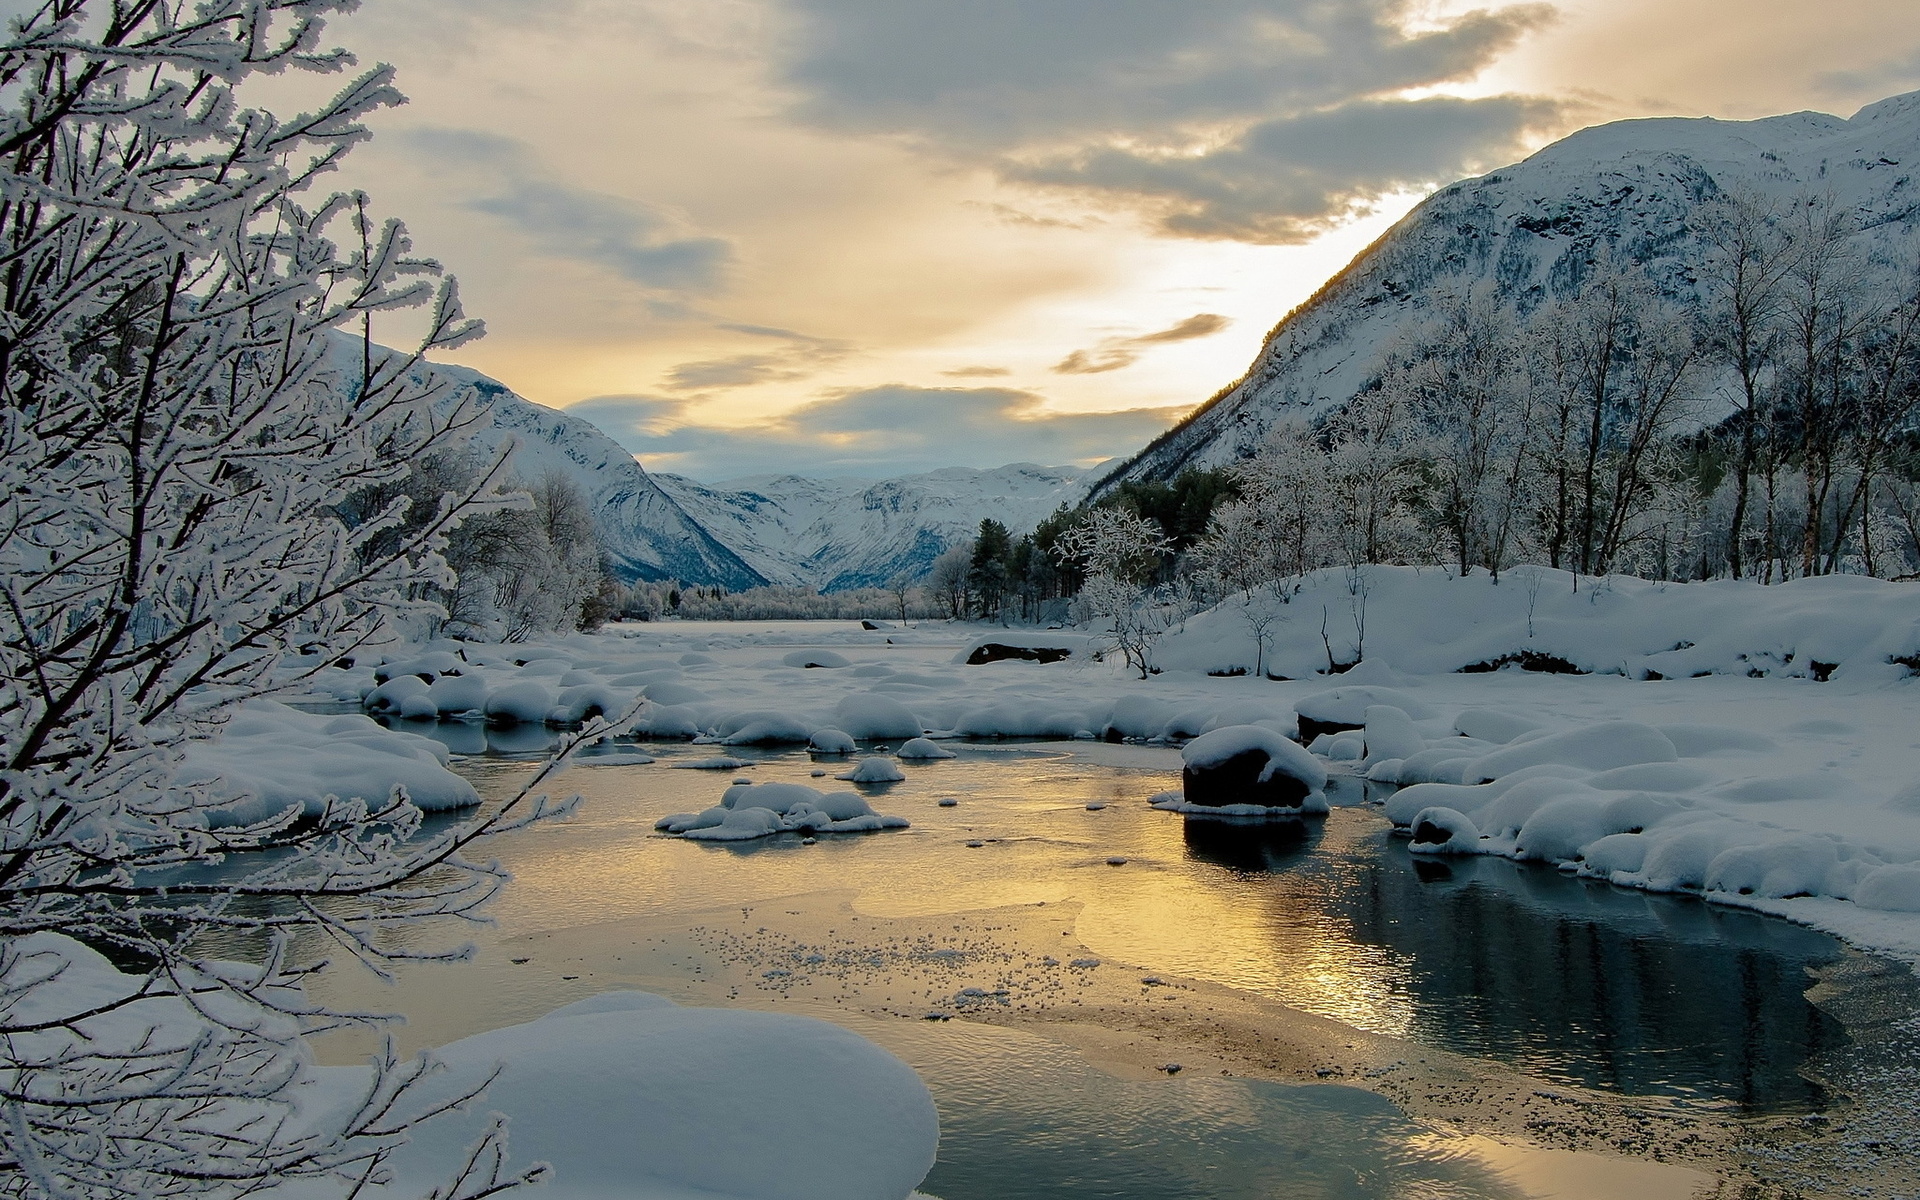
[1179,725,1328,810]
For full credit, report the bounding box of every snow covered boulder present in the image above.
[656,782,909,838]
[1293,686,1434,740]
[631,705,701,739]
[1179,725,1329,812]
[343,994,939,1200]
[362,674,429,714]
[896,737,956,760]
[1362,705,1425,764]
[1857,864,1920,912]
[717,711,814,746]
[809,728,857,754]
[178,703,480,825]
[835,694,923,741]
[1102,695,1176,741]
[549,684,628,726]
[1463,721,1678,783]
[838,756,907,784]
[1451,708,1544,744]
[783,649,851,669]
[484,681,555,726]
[1407,807,1480,855]
[643,680,710,706]
[426,672,490,716]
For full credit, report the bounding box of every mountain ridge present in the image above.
[1091,88,1920,497]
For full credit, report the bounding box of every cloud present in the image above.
[662,326,853,392]
[772,0,1565,240]
[941,365,1011,378]
[399,128,733,293]
[564,386,1187,479]
[1016,94,1566,242]
[1053,312,1230,375]
[1816,51,1920,99]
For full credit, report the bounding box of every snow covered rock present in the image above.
[1293,686,1435,739]
[896,737,956,760]
[717,710,814,746]
[1407,807,1480,855]
[178,703,479,824]
[1362,705,1424,763]
[484,681,555,726]
[1177,725,1329,812]
[837,757,907,784]
[835,694,923,740]
[426,672,490,715]
[1451,708,1543,744]
[632,705,702,739]
[809,728,857,754]
[656,782,908,839]
[783,649,851,669]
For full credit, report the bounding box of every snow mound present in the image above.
[784,649,851,669]
[809,728,857,753]
[178,702,479,825]
[896,737,956,760]
[835,694,924,740]
[657,782,908,839]
[1464,722,1677,782]
[838,757,908,783]
[669,756,754,771]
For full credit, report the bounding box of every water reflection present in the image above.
[1179,809,1847,1111]
[320,741,1862,1119]
[1180,816,1319,875]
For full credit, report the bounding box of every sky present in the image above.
[308,0,1920,482]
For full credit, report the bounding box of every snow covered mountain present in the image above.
[399,359,770,589]
[654,464,1095,591]
[1093,89,1920,495]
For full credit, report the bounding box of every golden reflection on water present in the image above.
[454,743,1425,1040]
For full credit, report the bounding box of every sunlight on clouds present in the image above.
[295,0,1920,479]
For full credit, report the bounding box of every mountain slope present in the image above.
[654,464,1093,591]
[1094,90,1920,495]
[380,355,770,589]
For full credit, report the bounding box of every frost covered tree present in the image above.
[442,471,614,640]
[1057,508,1177,677]
[0,4,581,1195]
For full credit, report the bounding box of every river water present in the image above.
[308,727,1908,1198]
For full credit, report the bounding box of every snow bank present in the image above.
[656,781,908,839]
[1157,565,1920,682]
[1378,712,1920,936]
[178,702,479,824]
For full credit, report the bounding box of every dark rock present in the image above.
[1181,748,1312,809]
[966,643,1074,665]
